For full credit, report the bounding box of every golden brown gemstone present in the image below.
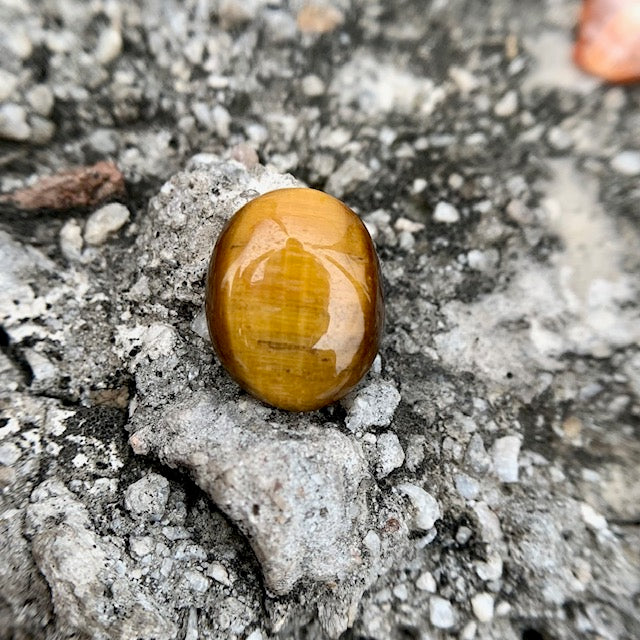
[205,187,384,411]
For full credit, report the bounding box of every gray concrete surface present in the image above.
[1,1,639,639]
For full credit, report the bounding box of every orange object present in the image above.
[206,188,384,411]
[573,0,640,83]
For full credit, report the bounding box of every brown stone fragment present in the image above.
[0,161,125,210]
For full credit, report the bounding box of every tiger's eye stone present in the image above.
[206,187,384,411]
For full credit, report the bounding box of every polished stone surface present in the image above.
[206,187,384,411]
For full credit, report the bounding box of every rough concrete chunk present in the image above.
[26,479,177,640]
[131,394,369,594]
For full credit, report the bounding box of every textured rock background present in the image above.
[1,1,639,639]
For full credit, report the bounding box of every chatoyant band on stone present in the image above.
[205,187,384,411]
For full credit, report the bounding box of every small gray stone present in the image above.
[492,436,521,483]
[124,473,170,521]
[375,432,405,478]
[455,473,480,500]
[29,116,55,144]
[430,596,455,629]
[88,129,118,154]
[26,85,55,117]
[464,434,492,475]
[343,381,401,432]
[547,126,573,151]
[129,536,155,558]
[0,442,21,466]
[456,526,473,545]
[326,158,372,198]
[185,569,210,593]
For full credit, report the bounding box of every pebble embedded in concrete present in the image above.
[343,380,401,432]
[397,483,441,531]
[430,596,456,629]
[0,103,31,141]
[433,201,460,224]
[494,90,518,117]
[611,151,640,176]
[492,436,521,483]
[375,431,405,478]
[471,592,495,622]
[124,473,170,521]
[416,571,437,593]
[84,203,130,246]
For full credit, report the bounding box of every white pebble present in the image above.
[129,535,155,558]
[0,442,21,466]
[547,126,573,151]
[494,90,518,117]
[124,473,170,521]
[449,66,479,94]
[185,569,210,593]
[397,483,441,531]
[60,219,84,261]
[433,201,460,224]
[580,502,607,531]
[467,249,498,272]
[301,74,325,97]
[430,596,455,629]
[0,103,31,141]
[398,230,415,251]
[84,203,130,246]
[212,105,231,139]
[471,592,495,622]
[394,217,425,233]
[475,551,503,581]
[495,601,511,616]
[7,30,32,58]
[455,473,479,500]
[416,571,436,593]
[411,178,427,194]
[343,380,400,431]
[375,431,405,478]
[461,621,477,640]
[363,530,381,556]
[95,27,123,64]
[492,435,521,483]
[393,584,409,601]
[0,70,18,102]
[207,562,232,586]
[456,526,473,544]
[611,150,640,176]
[26,85,54,116]
[29,116,55,144]
[473,502,503,543]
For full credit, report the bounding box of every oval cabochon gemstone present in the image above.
[205,188,384,411]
